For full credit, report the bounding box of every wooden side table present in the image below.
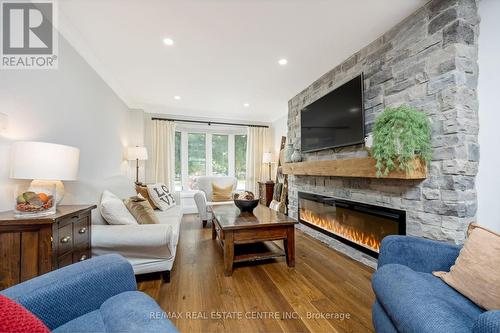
[258,181,275,207]
[0,205,96,290]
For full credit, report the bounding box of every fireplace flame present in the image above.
[300,208,381,252]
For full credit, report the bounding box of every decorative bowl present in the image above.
[234,199,259,213]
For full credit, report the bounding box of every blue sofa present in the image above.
[0,254,178,333]
[372,235,500,333]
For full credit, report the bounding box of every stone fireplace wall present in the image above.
[287,0,480,264]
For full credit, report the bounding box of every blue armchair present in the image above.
[372,236,500,333]
[0,254,178,333]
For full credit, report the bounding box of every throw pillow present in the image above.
[135,185,159,209]
[0,294,50,333]
[433,223,500,310]
[99,190,137,225]
[211,183,233,202]
[124,195,160,224]
[147,183,176,211]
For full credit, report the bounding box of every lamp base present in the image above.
[30,180,65,204]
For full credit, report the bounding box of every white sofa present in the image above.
[91,176,182,281]
[193,176,237,227]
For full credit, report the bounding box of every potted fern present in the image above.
[371,105,432,177]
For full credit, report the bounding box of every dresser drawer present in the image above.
[57,252,73,268]
[73,249,91,264]
[57,223,73,256]
[73,217,90,245]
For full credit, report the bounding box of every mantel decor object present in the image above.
[291,149,302,163]
[284,144,294,163]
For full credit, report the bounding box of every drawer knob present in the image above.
[79,255,87,261]
[60,236,71,244]
[78,227,87,234]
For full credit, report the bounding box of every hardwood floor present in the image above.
[138,214,375,332]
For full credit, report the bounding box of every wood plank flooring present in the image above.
[138,214,375,333]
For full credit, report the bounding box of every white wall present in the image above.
[477,0,500,232]
[272,114,288,156]
[0,35,138,212]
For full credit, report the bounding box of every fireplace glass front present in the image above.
[298,192,405,258]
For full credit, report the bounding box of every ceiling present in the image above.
[58,0,425,122]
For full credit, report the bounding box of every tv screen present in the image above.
[301,74,364,152]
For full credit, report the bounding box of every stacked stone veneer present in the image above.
[287,0,480,265]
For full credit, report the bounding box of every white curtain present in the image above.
[245,126,272,194]
[146,119,176,191]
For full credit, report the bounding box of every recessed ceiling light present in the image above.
[278,58,288,66]
[163,38,174,46]
[243,103,250,108]
[174,95,181,100]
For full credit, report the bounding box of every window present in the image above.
[235,134,247,189]
[212,134,229,176]
[174,127,247,190]
[188,133,206,177]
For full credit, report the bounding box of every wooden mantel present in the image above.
[281,157,427,180]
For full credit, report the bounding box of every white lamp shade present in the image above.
[10,141,80,181]
[126,146,148,161]
[262,152,273,164]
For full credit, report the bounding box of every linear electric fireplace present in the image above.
[298,192,406,258]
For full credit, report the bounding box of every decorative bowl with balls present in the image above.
[233,191,259,213]
[14,184,56,217]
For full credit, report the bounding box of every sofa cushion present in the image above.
[155,205,182,249]
[100,190,137,225]
[53,310,105,333]
[124,196,160,224]
[372,264,483,333]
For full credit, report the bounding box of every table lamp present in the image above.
[10,142,80,215]
[262,152,274,183]
[127,146,148,184]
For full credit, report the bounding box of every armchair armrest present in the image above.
[473,311,500,333]
[0,254,136,330]
[378,235,461,273]
[194,190,210,221]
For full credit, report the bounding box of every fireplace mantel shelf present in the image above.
[281,157,427,180]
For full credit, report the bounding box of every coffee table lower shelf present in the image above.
[216,239,285,263]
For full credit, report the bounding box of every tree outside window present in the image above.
[212,134,229,176]
[235,134,247,189]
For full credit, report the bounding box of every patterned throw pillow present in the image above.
[147,183,176,211]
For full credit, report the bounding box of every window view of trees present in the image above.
[188,133,206,177]
[212,134,228,175]
[235,134,247,189]
[175,131,182,190]
[174,130,247,190]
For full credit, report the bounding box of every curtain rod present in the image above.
[151,117,269,128]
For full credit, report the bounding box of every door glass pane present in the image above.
[235,134,247,190]
[174,131,182,191]
[188,133,206,178]
[212,134,228,176]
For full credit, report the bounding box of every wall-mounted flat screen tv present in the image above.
[301,74,364,153]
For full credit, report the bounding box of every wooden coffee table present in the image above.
[210,204,298,276]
